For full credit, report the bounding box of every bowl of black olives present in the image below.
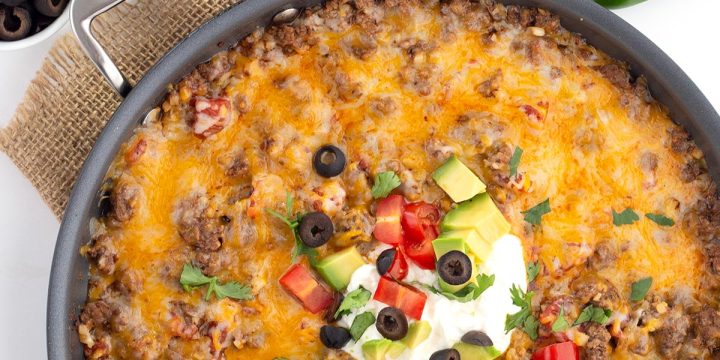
[0,0,69,50]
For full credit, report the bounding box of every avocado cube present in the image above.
[399,321,432,349]
[453,342,502,360]
[387,341,407,358]
[362,339,392,360]
[432,237,467,259]
[432,155,486,202]
[441,193,510,245]
[315,247,365,290]
[442,229,493,263]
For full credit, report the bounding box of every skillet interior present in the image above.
[47,0,720,358]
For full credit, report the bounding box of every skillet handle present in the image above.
[70,0,131,98]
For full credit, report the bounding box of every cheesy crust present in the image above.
[78,1,720,359]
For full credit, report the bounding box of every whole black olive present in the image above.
[437,250,473,285]
[324,292,344,323]
[375,307,408,340]
[461,330,493,347]
[429,348,461,360]
[298,212,334,247]
[319,325,351,349]
[313,145,346,178]
[0,5,32,41]
[376,248,397,276]
[33,0,68,17]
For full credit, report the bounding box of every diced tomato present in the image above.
[373,276,427,320]
[373,195,405,245]
[279,264,334,314]
[531,341,579,360]
[401,202,440,269]
[386,248,409,281]
[124,138,147,164]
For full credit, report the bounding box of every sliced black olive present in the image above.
[461,330,493,347]
[32,14,54,34]
[98,190,113,218]
[319,325,351,349]
[220,215,232,224]
[313,145,346,178]
[0,5,32,41]
[375,307,408,340]
[437,250,473,285]
[324,292,345,323]
[376,248,397,276]
[429,349,461,360]
[33,0,68,17]
[0,1,27,6]
[298,212,334,247]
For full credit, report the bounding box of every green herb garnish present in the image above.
[505,284,536,340]
[180,264,253,301]
[349,311,376,340]
[527,261,541,283]
[335,287,372,318]
[522,199,551,225]
[645,213,675,227]
[574,304,612,326]
[523,315,539,340]
[415,273,495,303]
[509,146,523,177]
[612,208,639,226]
[266,192,318,265]
[630,277,652,301]
[551,308,570,332]
[371,171,402,199]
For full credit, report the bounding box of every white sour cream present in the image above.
[338,234,527,360]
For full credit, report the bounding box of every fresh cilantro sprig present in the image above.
[335,287,372,318]
[179,264,253,301]
[551,308,570,332]
[266,192,319,265]
[349,311,376,340]
[645,213,674,227]
[509,146,523,177]
[505,284,538,340]
[522,199,551,225]
[415,273,495,303]
[527,261,541,283]
[612,208,639,226]
[574,304,612,326]
[630,277,653,301]
[371,171,401,199]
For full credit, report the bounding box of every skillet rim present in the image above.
[47,0,720,359]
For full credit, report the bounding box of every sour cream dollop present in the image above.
[338,234,527,359]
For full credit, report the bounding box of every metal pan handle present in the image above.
[70,0,131,97]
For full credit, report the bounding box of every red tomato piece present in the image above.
[531,341,579,360]
[401,202,440,269]
[279,263,334,314]
[373,195,405,245]
[386,248,409,281]
[190,96,231,139]
[373,276,427,320]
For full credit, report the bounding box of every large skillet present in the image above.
[47,0,720,358]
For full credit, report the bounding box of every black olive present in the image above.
[324,292,345,323]
[437,250,473,285]
[298,212,334,248]
[461,330,493,347]
[376,248,397,276]
[32,0,68,17]
[0,5,32,41]
[32,14,54,34]
[220,215,232,224]
[313,145,346,178]
[98,190,113,218]
[319,325,351,349]
[0,1,27,6]
[429,349,461,360]
[375,307,408,340]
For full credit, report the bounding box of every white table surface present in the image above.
[1,1,719,358]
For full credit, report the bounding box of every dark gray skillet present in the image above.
[47,0,720,358]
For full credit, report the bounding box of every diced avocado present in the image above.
[362,339,392,360]
[315,247,365,290]
[443,229,493,263]
[441,193,510,245]
[387,341,407,358]
[432,155,486,202]
[399,321,432,349]
[453,342,502,360]
[432,237,467,259]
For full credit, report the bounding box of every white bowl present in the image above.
[0,2,70,52]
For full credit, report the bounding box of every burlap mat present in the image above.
[0,0,240,219]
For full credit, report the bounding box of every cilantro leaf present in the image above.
[505,284,535,338]
[527,261,541,283]
[509,146,523,177]
[612,208,639,226]
[179,264,253,301]
[522,199,551,225]
[349,311,376,340]
[335,287,372,318]
[574,304,612,325]
[645,213,675,227]
[266,193,319,265]
[630,277,653,301]
[523,315,539,340]
[551,309,569,332]
[371,171,402,199]
[413,274,495,303]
